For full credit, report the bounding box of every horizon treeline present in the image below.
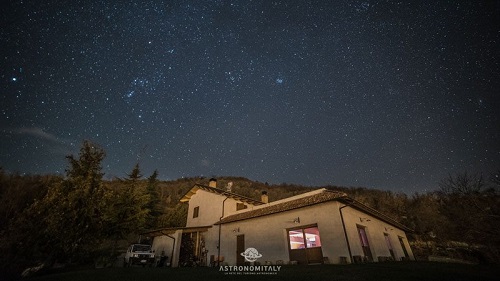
[0,141,499,272]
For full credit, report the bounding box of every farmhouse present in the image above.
[143,179,414,267]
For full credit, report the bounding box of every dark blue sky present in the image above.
[1,1,499,193]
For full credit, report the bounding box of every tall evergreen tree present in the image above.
[104,163,149,243]
[145,170,162,229]
[14,141,109,263]
[127,163,142,181]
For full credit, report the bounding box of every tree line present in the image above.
[0,141,499,274]
[0,141,176,272]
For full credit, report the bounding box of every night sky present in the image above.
[1,1,499,193]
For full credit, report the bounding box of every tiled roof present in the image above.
[142,225,213,237]
[216,190,347,224]
[179,184,265,206]
[337,196,413,232]
[215,189,412,232]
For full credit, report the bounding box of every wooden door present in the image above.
[236,234,245,265]
[288,226,324,264]
[357,226,373,261]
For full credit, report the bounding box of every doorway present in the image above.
[384,233,396,260]
[357,225,373,261]
[236,234,245,265]
[398,236,409,260]
[287,225,324,264]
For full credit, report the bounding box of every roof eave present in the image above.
[141,225,213,237]
[179,184,265,205]
[338,197,414,233]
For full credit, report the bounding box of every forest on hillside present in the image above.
[0,141,499,275]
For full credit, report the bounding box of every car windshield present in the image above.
[133,245,151,252]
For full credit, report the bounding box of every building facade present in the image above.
[143,179,414,267]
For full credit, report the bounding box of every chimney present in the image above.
[261,191,269,203]
[209,178,217,188]
[226,181,233,192]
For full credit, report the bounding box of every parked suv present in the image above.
[124,244,155,267]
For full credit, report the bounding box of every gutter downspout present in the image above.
[161,231,176,268]
[339,204,353,263]
[217,196,229,267]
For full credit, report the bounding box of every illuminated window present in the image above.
[288,226,322,249]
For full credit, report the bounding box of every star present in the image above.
[0,1,497,193]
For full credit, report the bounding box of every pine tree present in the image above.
[104,163,149,242]
[20,140,109,263]
[145,170,162,229]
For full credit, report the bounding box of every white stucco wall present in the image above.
[152,235,174,259]
[156,188,414,267]
[216,201,348,265]
[215,201,414,265]
[151,229,183,267]
[186,190,254,227]
[340,206,414,261]
[202,225,222,264]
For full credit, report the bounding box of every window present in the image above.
[357,225,373,261]
[398,237,409,259]
[288,224,324,264]
[358,227,369,247]
[289,230,305,249]
[384,233,395,260]
[288,226,322,249]
[236,203,247,211]
[193,206,199,218]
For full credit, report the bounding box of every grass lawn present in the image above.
[24,262,499,281]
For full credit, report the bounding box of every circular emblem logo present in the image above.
[240,247,262,262]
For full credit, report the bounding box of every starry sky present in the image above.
[1,1,499,193]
